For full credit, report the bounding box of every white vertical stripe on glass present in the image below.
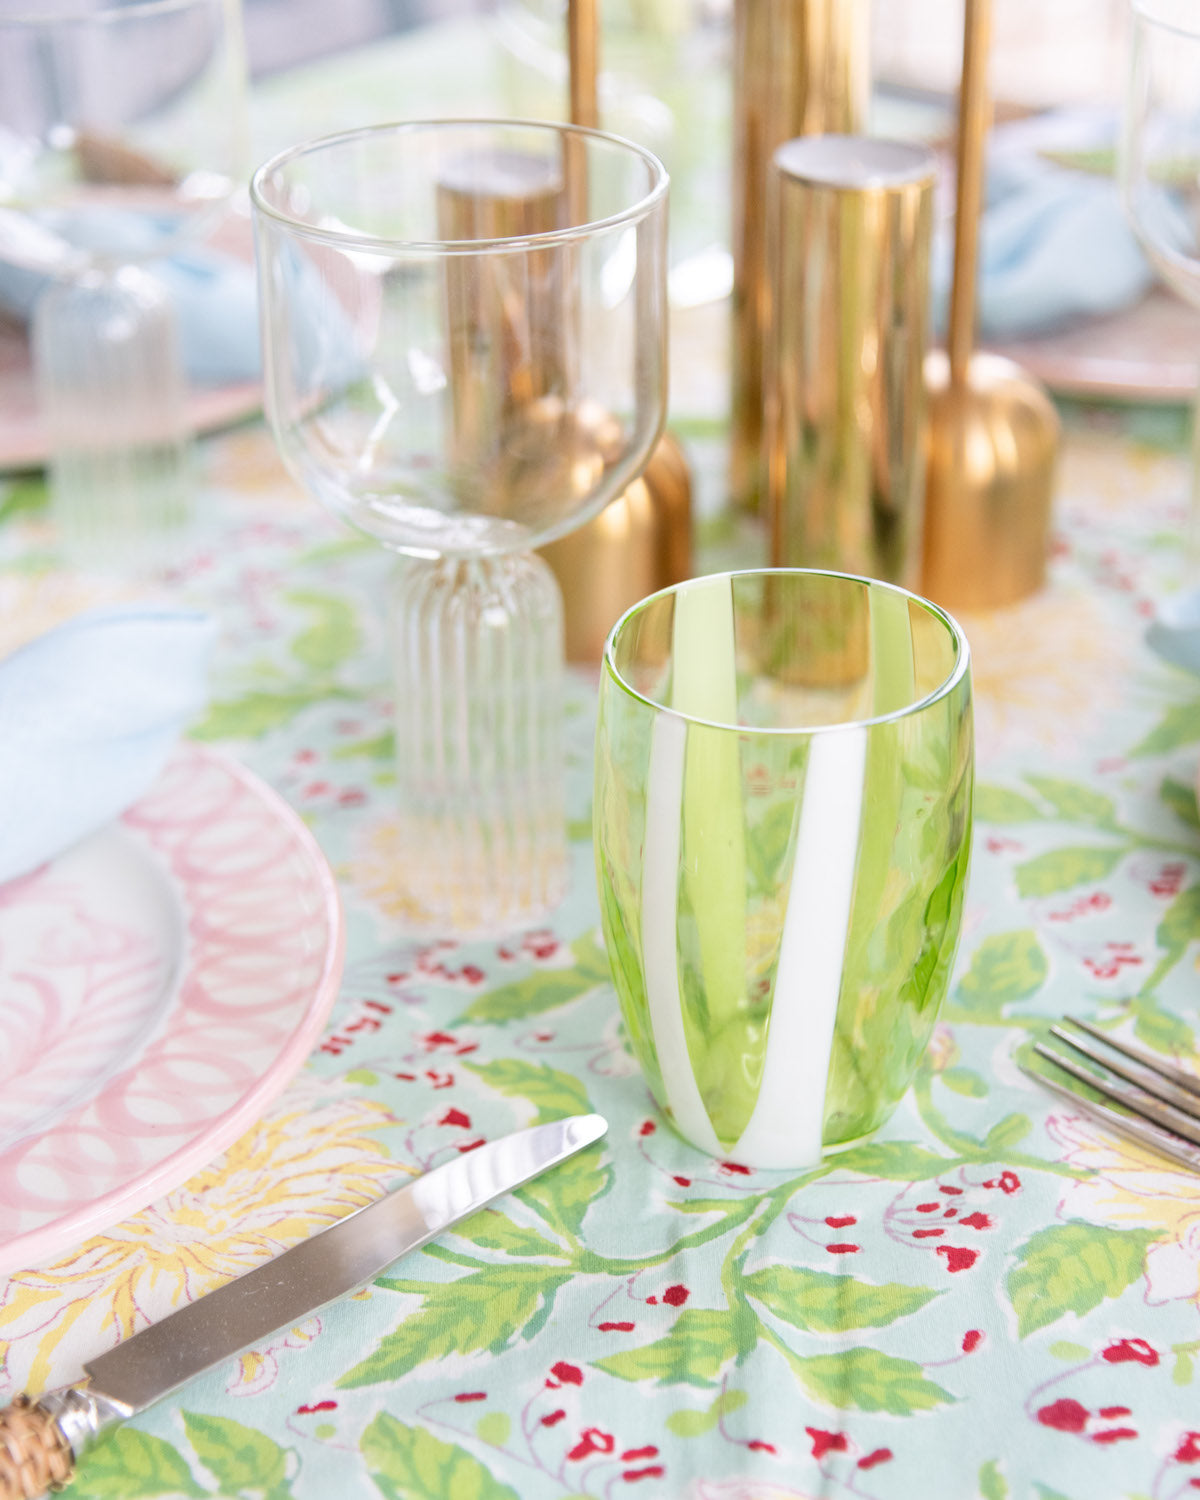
[731,725,869,1169]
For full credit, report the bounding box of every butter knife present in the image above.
[0,1112,607,1500]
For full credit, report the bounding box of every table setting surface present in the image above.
[3,14,1200,1500]
[0,407,1197,1500]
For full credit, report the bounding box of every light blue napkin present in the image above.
[1147,590,1200,678]
[0,606,216,886]
[933,109,1154,340]
[0,209,261,387]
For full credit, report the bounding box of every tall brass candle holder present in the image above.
[766,136,935,587]
[539,0,693,662]
[730,0,870,514]
[921,0,1059,610]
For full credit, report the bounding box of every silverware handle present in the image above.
[0,1396,74,1499]
[0,1386,128,1500]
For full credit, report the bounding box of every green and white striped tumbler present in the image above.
[594,569,973,1168]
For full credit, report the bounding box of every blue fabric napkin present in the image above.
[933,109,1154,340]
[0,606,216,886]
[0,209,261,387]
[1147,589,1200,678]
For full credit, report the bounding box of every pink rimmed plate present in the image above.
[0,743,345,1276]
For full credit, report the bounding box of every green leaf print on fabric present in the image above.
[979,1458,1009,1500]
[592,1309,744,1387]
[974,785,1045,824]
[1131,996,1196,1055]
[449,1208,569,1259]
[338,1265,571,1387]
[831,1141,953,1180]
[665,1388,748,1437]
[284,590,361,674]
[955,931,1049,1014]
[1014,846,1124,898]
[1160,775,1200,829]
[982,1114,1031,1153]
[740,1265,940,1333]
[192,686,339,741]
[456,934,612,1025]
[1129,700,1200,758]
[1006,1222,1160,1338]
[1023,777,1117,828]
[332,731,395,762]
[181,1412,289,1498]
[1173,1339,1200,1385]
[1155,883,1200,964]
[67,1428,205,1499]
[462,1059,592,1124]
[361,1412,520,1500]
[940,1066,988,1098]
[791,1348,955,1413]
[515,1143,612,1238]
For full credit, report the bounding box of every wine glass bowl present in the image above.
[251,119,668,559]
[1122,0,1200,310]
[251,119,669,933]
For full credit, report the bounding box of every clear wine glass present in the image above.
[251,119,668,933]
[0,0,248,571]
[1122,0,1200,552]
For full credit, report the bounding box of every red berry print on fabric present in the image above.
[1101,1337,1159,1366]
[936,1245,978,1272]
[858,1449,893,1470]
[1037,1399,1089,1433]
[805,1428,847,1460]
[962,1330,984,1353]
[567,1428,615,1461]
[662,1285,689,1307]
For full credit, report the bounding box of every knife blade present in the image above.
[0,1113,607,1500]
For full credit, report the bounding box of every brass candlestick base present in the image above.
[922,350,1059,610]
[540,429,692,662]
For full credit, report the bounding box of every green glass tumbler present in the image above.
[594,569,973,1168]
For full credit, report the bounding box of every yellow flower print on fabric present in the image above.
[0,1083,404,1397]
[1049,1111,1200,1308]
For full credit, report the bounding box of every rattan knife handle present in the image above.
[0,1397,74,1499]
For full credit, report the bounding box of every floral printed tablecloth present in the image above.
[2,404,1200,1500]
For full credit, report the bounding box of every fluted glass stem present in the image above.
[34,262,191,576]
[391,549,567,933]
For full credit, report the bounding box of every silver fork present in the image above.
[1020,1016,1200,1172]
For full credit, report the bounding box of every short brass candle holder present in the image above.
[921,0,1059,610]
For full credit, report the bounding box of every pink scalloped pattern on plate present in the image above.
[0,743,344,1275]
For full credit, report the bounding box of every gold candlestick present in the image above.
[539,0,693,662]
[921,0,1059,609]
[766,137,935,587]
[730,0,870,515]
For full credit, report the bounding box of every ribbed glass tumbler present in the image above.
[594,569,974,1169]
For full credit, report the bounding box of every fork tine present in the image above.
[1063,1015,1200,1100]
[1033,1043,1200,1148]
[1048,1025,1200,1119]
[1019,1063,1200,1172]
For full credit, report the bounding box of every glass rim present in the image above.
[0,0,203,23]
[602,567,971,736]
[249,117,670,257]
[1129,0,1200,40]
